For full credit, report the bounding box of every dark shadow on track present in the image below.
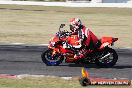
[59,63,132,69]
[59,63,100,68]
[112,65,132,69]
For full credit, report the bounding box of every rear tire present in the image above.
[41,49,64,66]
[95,48,118,68]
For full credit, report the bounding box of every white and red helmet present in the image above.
[70,18,82,32]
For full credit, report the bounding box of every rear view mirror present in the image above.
[60,24,65,28]
[59,24,65,32]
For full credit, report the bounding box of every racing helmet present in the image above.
[69,18,82,32]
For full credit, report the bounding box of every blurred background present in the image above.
[1,0,132,3]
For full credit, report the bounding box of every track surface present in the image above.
[0,49,132,79]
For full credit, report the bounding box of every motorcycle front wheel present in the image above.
[41,49,64,66]
[95,47,118,68]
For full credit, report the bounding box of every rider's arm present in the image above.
[78,29,85,40]
[71,30,85,49]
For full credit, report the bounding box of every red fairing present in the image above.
[101,37,118,44]
[67,35,80,46]
[101,37,113,44]
[100,37,118,49]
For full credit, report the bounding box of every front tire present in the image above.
[95,48,118,68]
[41,49,64,66]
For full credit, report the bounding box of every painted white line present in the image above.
[17,74,46,79]
[11,43,25,45]
[0,74,132,83]
[61,77,72,80]
[0,74,73,80]
[0,42,132,50]
[0,42,49,46]
[38,44,49,46]
[16,74,72,80]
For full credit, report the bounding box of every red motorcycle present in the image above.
[41,24,118,67]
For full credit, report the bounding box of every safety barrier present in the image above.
[0,1,132,8]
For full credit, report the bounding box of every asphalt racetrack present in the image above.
[0,46,132,79]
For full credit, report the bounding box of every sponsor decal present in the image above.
[79,68,131,86]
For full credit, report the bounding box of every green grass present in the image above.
[0,77,131,88]
[0,5,132,47]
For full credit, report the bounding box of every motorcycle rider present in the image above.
[63,18,99,60]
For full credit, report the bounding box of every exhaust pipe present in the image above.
[100,53,111,60]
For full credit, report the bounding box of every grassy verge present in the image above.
[0,5,132,47]
[0,77,131,88]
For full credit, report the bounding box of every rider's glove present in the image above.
[63,42,76,51]
[63,42,71,48]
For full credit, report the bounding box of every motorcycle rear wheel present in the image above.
[41,49,64,66]
[95,47,118,68]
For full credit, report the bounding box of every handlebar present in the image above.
[57,24,72,41]
[58,31,71,38]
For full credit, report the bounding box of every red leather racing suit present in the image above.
[73,25,99,60]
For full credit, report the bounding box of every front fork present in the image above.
[48,45,60,56]
[51,48,60,56]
